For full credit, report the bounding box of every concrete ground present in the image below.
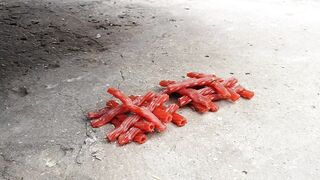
[1,0,320,179]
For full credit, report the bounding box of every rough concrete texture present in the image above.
[1,0,320,179]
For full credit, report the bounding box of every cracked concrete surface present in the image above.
[1,0,320,179]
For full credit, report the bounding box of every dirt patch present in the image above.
[0,0,140,81]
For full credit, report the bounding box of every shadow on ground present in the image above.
[0,1,151,179]
[0,0,139,81]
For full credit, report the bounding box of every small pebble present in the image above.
[10,21,18,25]
[48,63,60,69]
[31,20,39,24]
[11,86,28,97]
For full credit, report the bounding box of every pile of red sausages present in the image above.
[88,72,254,146]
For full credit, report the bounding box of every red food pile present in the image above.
[88,72,254,145]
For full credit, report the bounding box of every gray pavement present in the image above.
[1,0,320,179]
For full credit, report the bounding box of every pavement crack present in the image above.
[85,122,91,138]
[75,144,84,165]
[120,70,125,81]
[118,70,125,89]
[75,122,88,165]
[57,93,92,165]
[74,96,85,116]
[75,122,96,165]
